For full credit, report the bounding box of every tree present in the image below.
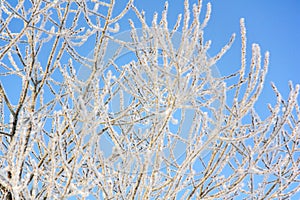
[0,0,299,199]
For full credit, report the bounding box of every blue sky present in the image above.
[3,0,299,116]
[130,0,300,117]
[205,0,300,115]
[114,1,300,197]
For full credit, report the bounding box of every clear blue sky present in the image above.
[130,0,300,117]
[3,0,299,116]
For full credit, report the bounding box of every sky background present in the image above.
[1,0,299,198]
[129,1,300,198]
[3,0,299,117]
[129,0,300,118]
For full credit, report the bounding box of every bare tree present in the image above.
[0,0,299,199]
